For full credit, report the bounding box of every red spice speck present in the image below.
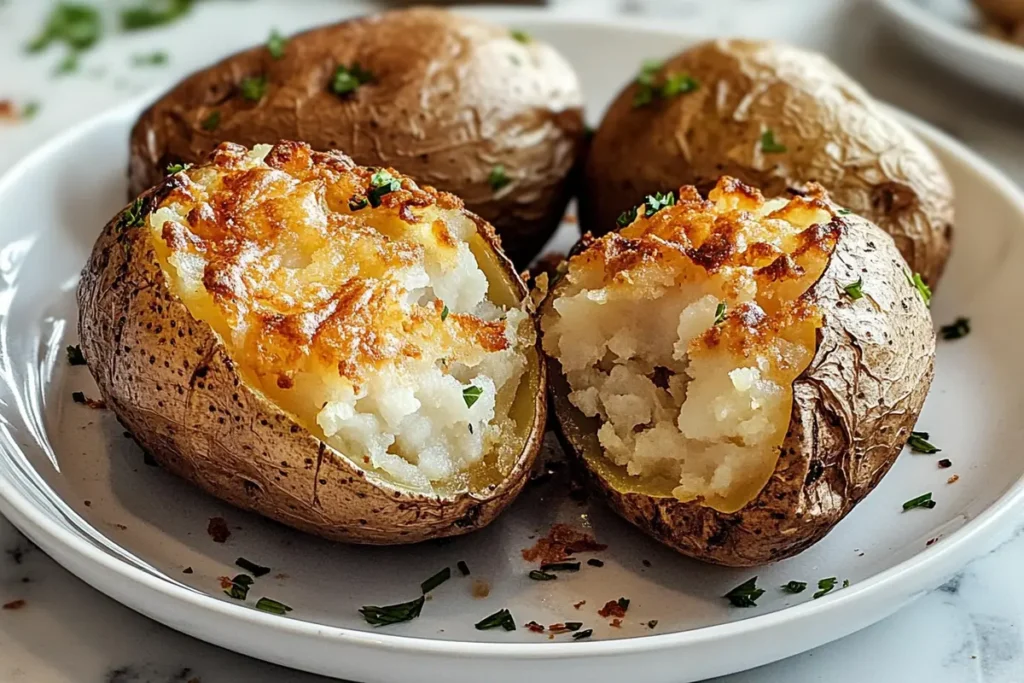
[610,618,622,628]
[525,621,545,633]
[0,101,14,120]
[2,599,25,610]
[598,599,627,618]
[218,576,234,589]
[522,524,607,564]
[207,517,231,543]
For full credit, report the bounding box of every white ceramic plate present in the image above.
[2,10,1024,683]
[875,0,1024,104]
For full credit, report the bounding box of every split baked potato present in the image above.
[542,177,935,566]
[128,7,586,266]
[79,141,546,544]
[581,38,954,288]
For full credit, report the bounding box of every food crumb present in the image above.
[947,474,960,484]
[114,523,128,530]
[218,576,233,589]
[647,619,658,629]
[274,572,290,580]
[522,524,607,564]
[598,598,628,618]
[183,567,194,574]
[610,618,622,628]
[642,559,652,568]
[71,391,106,409]
[84,500,92,507]
[207,517,231,543]
[525,620,545,633]
[2,599,26,610]
[926,537,939,546]
[938,458,952,469]
[573,600,586,610]
[471,579,490,598]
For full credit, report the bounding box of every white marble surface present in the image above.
[2,0,1024,681]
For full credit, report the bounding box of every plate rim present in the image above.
[2,10,1024,661]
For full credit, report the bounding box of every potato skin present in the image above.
[78,179,546,545]
[581,39,954,287]
[549,213,935,566]
[975,0,1024,24]
[128,7,585,266]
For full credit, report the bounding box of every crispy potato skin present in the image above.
[128,7,586,266]
[581,39,954,287]
[78,179,546,545]
[548,213,935,566]
[975,0,1024,24]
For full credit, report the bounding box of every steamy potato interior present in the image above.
[146,141,534,495]
[542,178,841,511]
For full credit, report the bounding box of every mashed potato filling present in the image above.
[543,178,840,510]
[146,142,531,493]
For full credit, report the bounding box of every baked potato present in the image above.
[79,141,546,544]
[128,7,586,266]
[581,38,954,288]
[542,177,935,566]
[975,0,1024,25]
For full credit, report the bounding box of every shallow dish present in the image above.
[875,0,1024,104]
[1,11,1024,683]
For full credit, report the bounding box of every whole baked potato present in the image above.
[974,0,1024,25]
[542,177,935,566]
[128,8,586,266]
[80,141,546,544]
[581,38,954,288]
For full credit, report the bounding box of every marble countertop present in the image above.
[2,0,1024,681]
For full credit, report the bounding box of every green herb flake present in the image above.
[905,271,932,306]
[255,597,292,615]
[119,198,146,230]
[367,169,402,207]
[539,561,580,572]
[907,431,940,454]
[475,608,516,631]
[440,305,450,322]
[457,560,470,576]
[843,278,864,300]
[240,75,268,102]
[842,579,851,589]
[66,344,86,366]
[660,73,699,98]
[224,574,254,600]
[903,492,936,512]
[510,29,531,43]
[714,301,727,326]
[616,206,638,228]
[120,0,194,31]
[360,595,425,626]
[940,317,970,340]
[528,570,557,581]
[488,165,511,192]
[837,208,852,215]
[632,60,664,108]
[572,628,593,640]
[235,557,271,577]
[647,619,658,629]
[617,597,630,611]
[331,62,374,96]
[132,51,168,66]
[27,3,102,54]
[21,101,41,121]
[724,576,764,607]
[813,577,837,599]
[420,567,451,594]
[463,384,484,408]
[644,191,676,216]
[54,52,79,76]
[165,162,192,175]
[267,29,287,59]
[564,621,583,631]
[781,580,807,594]
[587,558,604,568]
[760,129,788,154]
[348,196,368,212]
[201,110,221,131]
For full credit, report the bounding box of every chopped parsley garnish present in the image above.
[367,169,402,207]
[587,559,604,568]
[647,619,658,629]
[643,191,676,216]
[201,110,221,131]
[240,75,268,102]
[843,278,864,300]
[235,557,270,577]
[120,198,146,229]
[572,628,593,640]
[724,576,764,607]
[713,302,727,325]
[462,384,483,408]
[760,129,788,154]
[132,51,168,66]
[616,206,638,228]
[223,574,254,600]
[903,492,936,511]
[813,577,837,599]
[331,62,373,96]
[660,73,699,98]
[529,570,557,581]
[632,59,663,108]
[906,271,932,306]
[255,597,292,615]
[616,597,630,611]
[267,29,287,59]
[27,3,102,53]
[837,208,852,215]
[539,561,580,572]
[457,560,470,576]
[66,344,86,365]
[360,595,424,626]
[420,567,451,594]
[488,165,511,191]
[907,431,940,454]
[564,621,583,631]
[781,580,807,594]
[120,0,195,31]
[440,305,449,321]
[510,29,531,43]
[54,52,79,75]
[940,317,970,340]
[475,608,516,631]
[348,196,367,211]
[22,102,41,120]
[165,162,191,174]
[842,579,851,589]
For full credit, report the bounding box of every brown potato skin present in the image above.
[547,214,935,566]
[581,39,954,287]
[975,0,1024,24]
[78,179,547,545]
[128,7,585,266]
